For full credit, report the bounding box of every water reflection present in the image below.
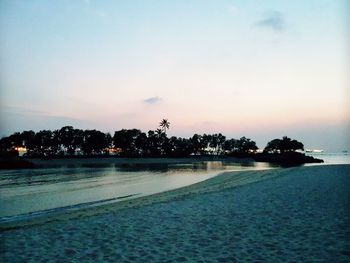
[0,160,277,219]
[114,163,171,173]
[305,153,350,165]
[0,161,278,188]
[112,161,275,173]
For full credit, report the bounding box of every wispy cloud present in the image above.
[255,11,286,32]
[143,97,163,105]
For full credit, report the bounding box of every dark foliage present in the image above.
[264,136,304,154]
[253,152,323,165]
[0,126,259,158]
[0,126,320,166]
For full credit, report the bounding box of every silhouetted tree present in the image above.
[264,139,280,154]
[81,130,110,155]
[113,129,146,156]
[104,133,113,154]
[166,137,191,157]
[264,136,304,154]
[21,130,36,154]
[209,134,219,154]
[72,129,85,154]
[223,138,238,153]
[9,132,23,147]
[134,131,148,155]
[57,126,75,155]
[235,137,258,153]
[0,136,12,152]
[159,119,170,135]
[1,126,310,160]
[189,134,206,155]
[146,130,162,156]
[215,133,226,154]
[33,130,58,157]
[202,134,213,154]
[155,128,163,137]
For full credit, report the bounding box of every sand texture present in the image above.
[1,165,350,262]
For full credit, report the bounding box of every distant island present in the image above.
[0,120,323,169]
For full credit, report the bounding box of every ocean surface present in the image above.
[0,160,275,222]
[0,154,348,223]
[305,152,350,165]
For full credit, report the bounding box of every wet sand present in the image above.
[1,165,349,262]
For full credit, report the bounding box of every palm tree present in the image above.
[159,119,170,135]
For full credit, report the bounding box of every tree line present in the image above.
[0,122,304,158]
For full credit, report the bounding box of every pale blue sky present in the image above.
[1,0,349,151]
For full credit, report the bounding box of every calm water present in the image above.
[305,152,350,165]
[1,154,348,222]
[0,160,274,221]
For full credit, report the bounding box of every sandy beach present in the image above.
[1,164,349,262]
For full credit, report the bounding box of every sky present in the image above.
[0,0,349,151]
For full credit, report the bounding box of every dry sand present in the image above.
[1,164,349,262]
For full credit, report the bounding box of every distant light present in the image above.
[14,147,27,156]
[305,149,324,153]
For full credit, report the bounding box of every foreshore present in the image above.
[1,164,349,262]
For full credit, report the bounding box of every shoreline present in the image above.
[1,164,349,261]
[1,153,324,170]
[0,155,257,170]
[0,166,286,230]
[0,164,338,231]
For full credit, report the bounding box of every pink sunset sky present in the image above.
[1,0,349,151]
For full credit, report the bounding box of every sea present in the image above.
[0,153,349,223]
[305,152,350,165]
